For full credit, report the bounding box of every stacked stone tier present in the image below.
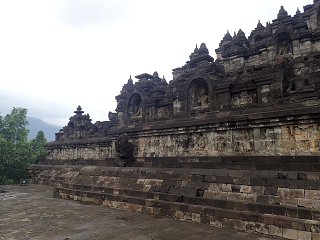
[29,156,320,239]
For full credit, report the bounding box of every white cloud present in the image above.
[55,0,129,29]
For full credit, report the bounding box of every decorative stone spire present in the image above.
[223,30,232,41]
[237,29,245,38]
[293,8,308,29]
[256,20,264,30]
[74,105,84,115]
[277,6,288,19]
[127,75,133,85]
[161,75,166,83]
[296,7,301,15]
[198,43,209,54]
[193,44,198,53]
[153,71,159,78]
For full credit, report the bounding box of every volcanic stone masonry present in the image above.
[29,1,320,239]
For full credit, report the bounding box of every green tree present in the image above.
[30,130,47,156]
[0,108,47,184]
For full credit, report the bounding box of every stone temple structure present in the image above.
[29,1,320,239]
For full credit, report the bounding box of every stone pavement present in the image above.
[0,184,282,240]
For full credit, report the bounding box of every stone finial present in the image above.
[193,44,198,53]
[256,20,264,29]
[153,71,159,78]
[237,29,245,37]
[161,75,166,83]
[74,105,84,115]
[296,7,301,15]
[127,75,133,85]
[223,31,232,41]
[277,6,288,19]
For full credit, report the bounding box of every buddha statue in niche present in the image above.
[277,39,293,56]
[193,87,209,109]
[131,106,142,120]
[128,94,142,120]
[285,75,315,95]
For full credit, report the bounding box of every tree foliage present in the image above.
[0,107,47,184]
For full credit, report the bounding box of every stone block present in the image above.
[313,210,320,221]
[312,232,320,240]
[192,213,201,223]
[283,228,298,240]
[247,194,257,202]
[212,191,228,200]
[264,187,278,196]
[215,209,228,218]
[255,222,268,234]
[245,221,256,233]
[305,220,320,233]
[275,216,292,228]
[239,211,251,221]
[175,210,184,219]
[208,183,221,191]
[251,186,265,195]
[297,230,311,240]
[315,200,320,209]
[298,198,315,208]
[234,219,246,231]
[233,202,246,212]
[278,188,290,197]
[290,189,305,198]
[306,190,320,200]
[287,180,310,190]
[258,203,273,214]
[226,210,239,219]
[214,199,227,209]
[205,207,216,216]
[287,207,299,218]
[251,178,267,187]
[292,218,307,231]
[268,225,283,237]
[272,205,286,216]
[222,218,235,229]
[240,185,252,193]
[299,208,313,220]
[221,184,232,192]
[262,214,276,225]
[269,195,281,205]
[203,190,214,198]
[281,197,298,207]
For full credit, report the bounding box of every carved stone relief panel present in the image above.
[156,107,171,119]
[231,90,257,108]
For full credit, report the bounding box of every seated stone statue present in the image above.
[193,88,209,109]
[278,40,293,56]
[131,106,142,120]
[285,76,315,95]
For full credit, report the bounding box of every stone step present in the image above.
[59,182,320,221]
[35,156,320,168]
[128,161,320,172]
[54,186,320,239]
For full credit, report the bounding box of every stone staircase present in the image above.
[30,156,320,239]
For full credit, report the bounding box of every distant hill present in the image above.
[26,116,62,142]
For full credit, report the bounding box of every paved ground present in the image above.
[0,184,281,240]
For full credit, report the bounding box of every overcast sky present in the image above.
[0,0,314,127]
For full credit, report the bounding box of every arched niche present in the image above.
[275,33,293,56]
[127,93,142,120]
[188,79,210,112]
